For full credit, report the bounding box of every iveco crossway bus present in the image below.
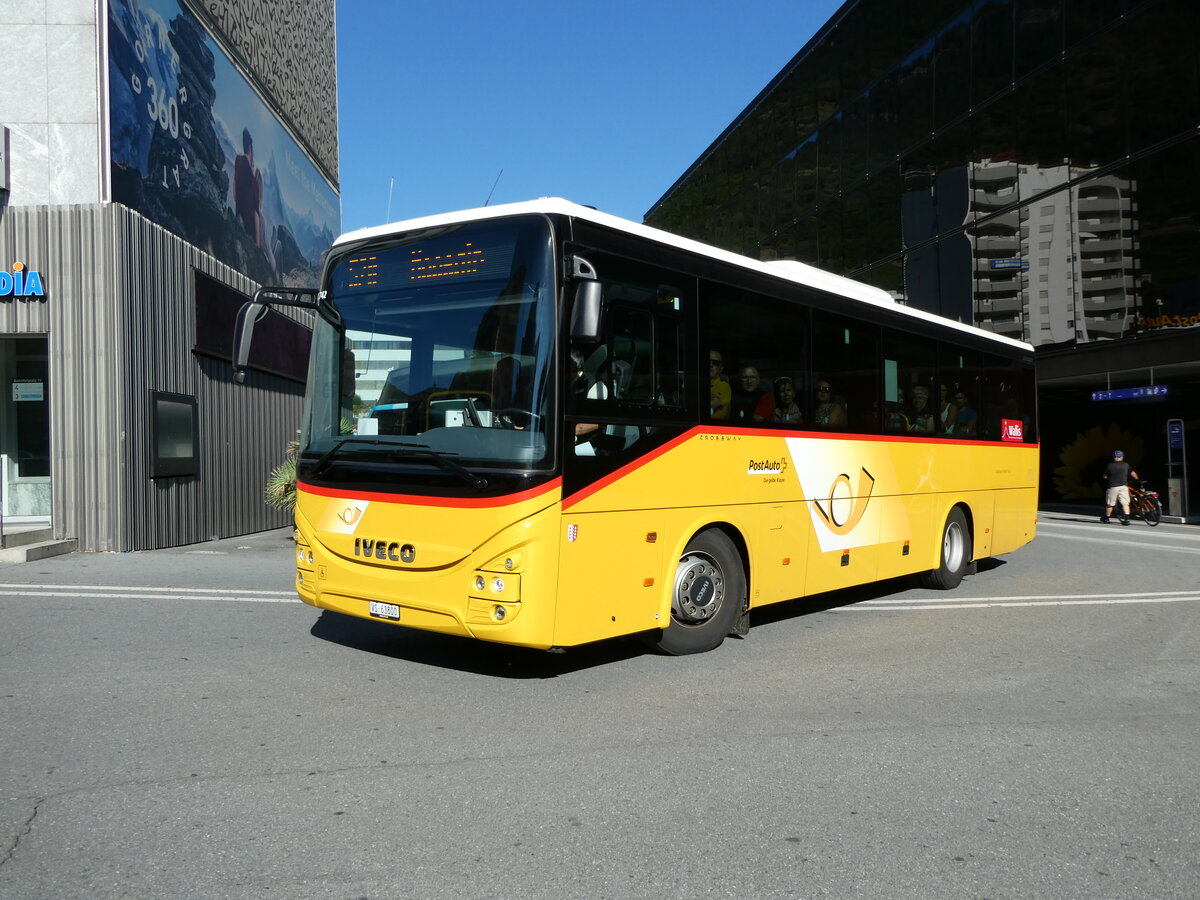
[234,198,1037,654]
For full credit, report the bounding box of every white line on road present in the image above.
[0,583,297,604]
[1036,520,1200,549]
[836,591,1200,612]
[1035,531,1200,554]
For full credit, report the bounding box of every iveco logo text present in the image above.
[354,538,416,563]
[747,457,787,475]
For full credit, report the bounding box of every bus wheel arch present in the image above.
[919,504,972,590]
[643,525,748,655]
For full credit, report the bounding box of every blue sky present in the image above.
[334,0,845,232]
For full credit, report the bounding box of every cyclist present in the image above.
[1101,449,1139,526]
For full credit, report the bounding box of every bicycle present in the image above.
[1127,480,1162,527]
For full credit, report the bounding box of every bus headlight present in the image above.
[469,569,521,606]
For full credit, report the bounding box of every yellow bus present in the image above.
[235,198,1037,654]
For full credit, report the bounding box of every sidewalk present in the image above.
[1038,501,1198,526]
[0,526,297,592]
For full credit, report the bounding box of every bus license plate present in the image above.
[368,601,400,621]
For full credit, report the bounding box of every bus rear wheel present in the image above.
[919,507,971,590]
[648,529,745,655]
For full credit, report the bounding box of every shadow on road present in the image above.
[310,610,647,678]
[1037,512,1102,525]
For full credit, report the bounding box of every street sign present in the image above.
[1168,420,1183,450]
[1090,385,1168,401]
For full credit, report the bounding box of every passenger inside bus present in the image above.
[767,376,802,425]
[907,384,937,433]
[944,389,978,436]
[709,350,731,419]
[731,365,768,422]
[813,378,846,426]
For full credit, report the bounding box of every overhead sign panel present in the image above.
[1090,385,1169,401]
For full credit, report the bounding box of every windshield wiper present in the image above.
[308,437,488,489]
[408,445,489,489]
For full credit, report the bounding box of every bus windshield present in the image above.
[300,216,557,490]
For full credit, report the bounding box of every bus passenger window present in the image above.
[701,281,808,430]
[812,312,879,432]
[938,346,980,438]
[882,330,936,434]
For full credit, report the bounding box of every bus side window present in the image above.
[702,282,808,428]
[655,310,685,408]
[981,352,1034,442]
[568,247,696,427]
[812,311,879,432]
[938,345,981,438]
[606,308,654,401]
[882,329,936,434]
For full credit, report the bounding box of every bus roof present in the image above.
[333,198,1033,353]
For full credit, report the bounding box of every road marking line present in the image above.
[0,584,297,604]
[837,593,1200,612]
[886,589,1200,602]
[0,582,290,595]
[1035,530,1200,554]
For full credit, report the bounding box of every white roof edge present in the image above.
[333,198,1033,353]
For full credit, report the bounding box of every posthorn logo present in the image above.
[813,467,876,536]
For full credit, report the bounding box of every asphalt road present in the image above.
[1,512,1198,899]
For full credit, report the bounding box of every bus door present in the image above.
[555,250,697,646]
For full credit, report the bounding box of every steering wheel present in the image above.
[492,408,540,430]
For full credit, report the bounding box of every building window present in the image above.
[193,271,311,383]
[150,391,198,478]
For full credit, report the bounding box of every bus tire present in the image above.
[649,529,745,655]
[919,507,971,590]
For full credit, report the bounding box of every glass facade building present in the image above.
[647,0,1199,515]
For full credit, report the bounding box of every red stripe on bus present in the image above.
[563,428,705,509]
[297,478,563,509]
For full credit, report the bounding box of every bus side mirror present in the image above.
[569,256,604,342]
[232,300,267,384]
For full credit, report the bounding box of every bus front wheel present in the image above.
[648,529,745,655]
[919,507,971,590]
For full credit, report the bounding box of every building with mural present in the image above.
[647,0,1198,517]
[0,0,340,551]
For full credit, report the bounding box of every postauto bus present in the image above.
[234,198,1037,655]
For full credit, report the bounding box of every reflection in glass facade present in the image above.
[646,0,1200,344]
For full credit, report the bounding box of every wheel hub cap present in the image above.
[674,553,724,623]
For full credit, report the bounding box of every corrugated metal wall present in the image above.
[0,202,307,551]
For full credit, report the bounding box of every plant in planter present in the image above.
[264,418,355,513]
[264,441,298,512]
